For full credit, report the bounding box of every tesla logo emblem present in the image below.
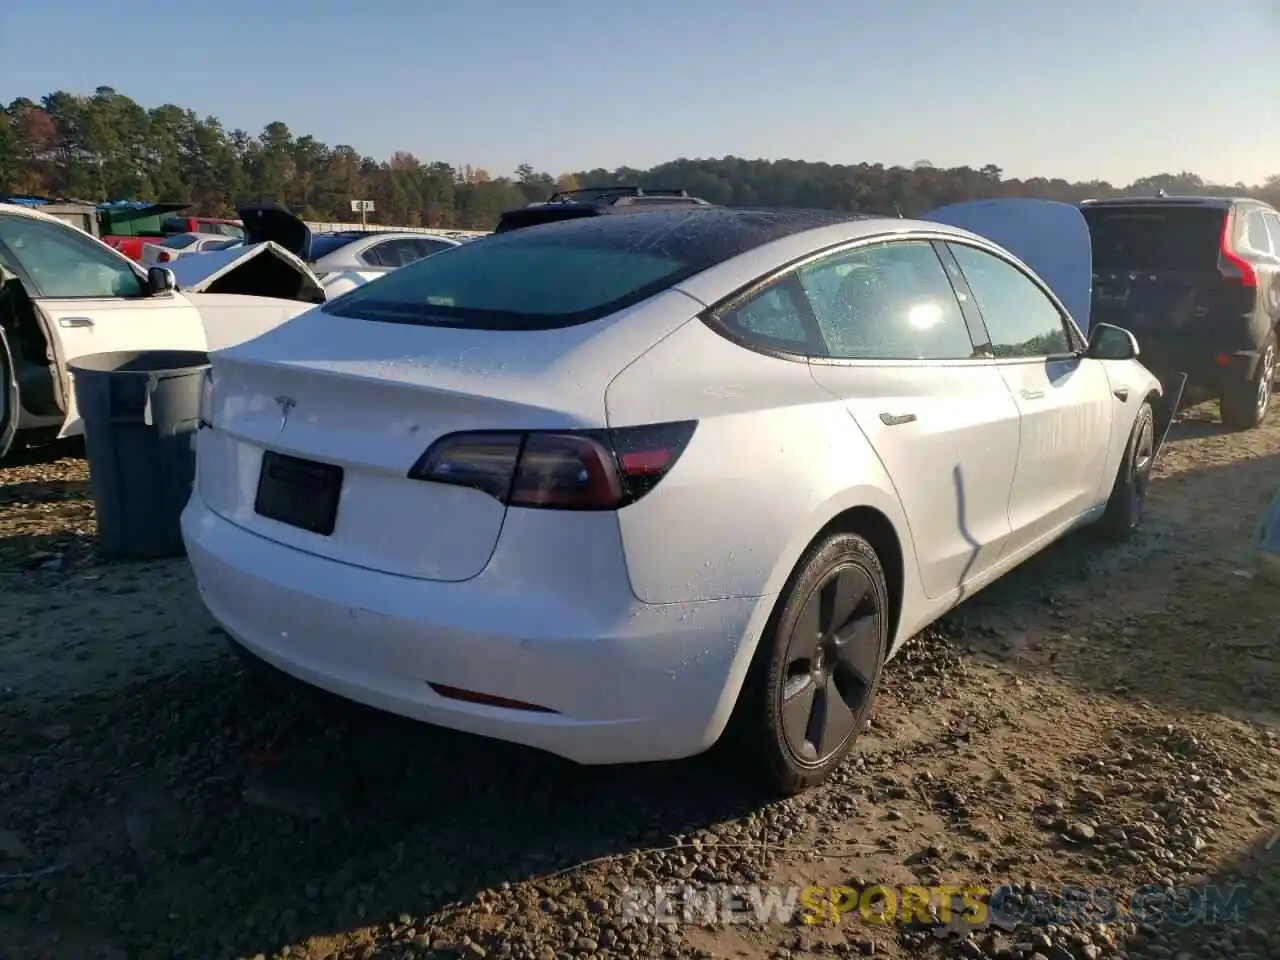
[274,395,296,432]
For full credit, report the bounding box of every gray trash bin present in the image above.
[68,350,210,560]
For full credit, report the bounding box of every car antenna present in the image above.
[893,203,904,218]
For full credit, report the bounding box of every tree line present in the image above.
[2,87,1278,230]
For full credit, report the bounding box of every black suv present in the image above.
[494,186,712,233]
[1081,195,1280,429]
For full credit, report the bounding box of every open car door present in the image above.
[920,198,1093,335]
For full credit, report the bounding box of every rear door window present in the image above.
[360,240,401,267]
[1082,206,1226,270]
[798,240,975,360]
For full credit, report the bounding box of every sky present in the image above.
[1,0,1277,187]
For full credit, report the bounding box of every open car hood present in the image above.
[236,202,312,259]
[921,198,1092,333]
[168,240,325,304]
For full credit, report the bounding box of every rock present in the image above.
[1066,821,1096,842]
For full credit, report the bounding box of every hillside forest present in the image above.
[3,87,1279,230]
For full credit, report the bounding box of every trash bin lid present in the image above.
[68,350,210,376]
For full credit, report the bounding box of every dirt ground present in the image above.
[1,404,1277,960]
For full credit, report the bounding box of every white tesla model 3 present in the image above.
[182,199,1163,794]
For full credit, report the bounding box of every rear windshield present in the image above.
[162,234,197,249]
[322,216,710,330]
[1083,206,1226,270]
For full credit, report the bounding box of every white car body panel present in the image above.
[318,271,377,298]
[807,356,1022,599]
[996,356,1113,554]
[200,289,702,581]
[183,201,1163,766]
[183,293,316,352]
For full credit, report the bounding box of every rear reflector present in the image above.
[1215,353,1234,368]
[408,420,696,510]
[427,683,557,713]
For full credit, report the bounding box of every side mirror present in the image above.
[146,266,177,296]
[1085,322,1140,361]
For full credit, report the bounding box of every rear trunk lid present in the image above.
[1080,204,1250,354]
[198,289,698,581]
[236,202,312,259]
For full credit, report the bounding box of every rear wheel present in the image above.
[730,532,889,795]
[1220,334,1276,430]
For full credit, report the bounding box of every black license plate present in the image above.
[254,451,343,535]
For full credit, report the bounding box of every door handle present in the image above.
[879,412,917,426]
[1020,389,1045,400]
[58,316,95,328]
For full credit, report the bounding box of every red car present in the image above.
[99,202,244,261]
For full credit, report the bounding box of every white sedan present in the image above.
[0,202,323,457]
[182,199,1163,794]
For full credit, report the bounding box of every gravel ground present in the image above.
[1,403,1278,960]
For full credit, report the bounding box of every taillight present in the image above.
[157,250,171,263]
[1219,215,1257,288]
[407,420,696,510]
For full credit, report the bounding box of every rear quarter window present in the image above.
[1083,206,1226,270]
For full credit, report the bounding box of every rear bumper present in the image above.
[1138,343,1262,397]
[180,492,768,765]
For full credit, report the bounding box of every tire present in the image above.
[1097,401,1155,540]
[729,531,889,795]
[1220,334,1276,430]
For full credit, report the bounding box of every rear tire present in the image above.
[728,532,889,796]
[1220,334,1276,430]
[1097,401,1155,541]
